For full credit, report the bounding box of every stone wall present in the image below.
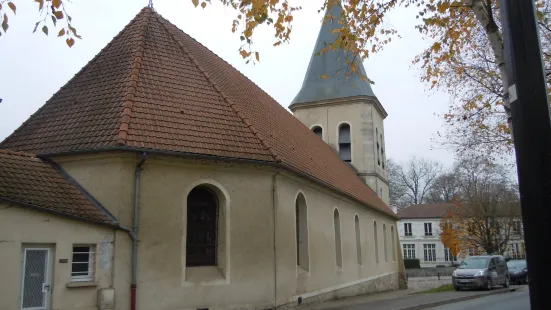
[278,272,399,310]
[406,267,457,278]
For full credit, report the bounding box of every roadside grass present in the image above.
[417,284,455,294]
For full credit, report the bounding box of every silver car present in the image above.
[452,255,510,290]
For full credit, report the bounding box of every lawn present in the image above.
[418,284,455,293]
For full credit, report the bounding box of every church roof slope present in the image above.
[0,149,116,225]
[291,1,376,106]
[0,7,395,218]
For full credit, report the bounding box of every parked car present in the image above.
[507,259,528,284]
[452,255,510,291]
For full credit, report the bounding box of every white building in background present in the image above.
[397,204,526,268]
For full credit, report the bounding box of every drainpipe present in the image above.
[131,152,147,310]
[271,168,284,308]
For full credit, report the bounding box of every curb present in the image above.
[396,288,518,310]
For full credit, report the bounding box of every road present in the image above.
[429,288,530,310]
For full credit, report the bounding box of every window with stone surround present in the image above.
[296,193,310,271]
[338,123,351,162]
[334,209,343,268]
[312,126,323,140]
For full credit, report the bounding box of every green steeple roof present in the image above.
[291,1,376,105]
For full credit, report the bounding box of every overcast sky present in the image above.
[0,0,457,167]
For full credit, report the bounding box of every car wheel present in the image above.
[485,278,492,290]
[454,285,461,291]
[503,276,510,288]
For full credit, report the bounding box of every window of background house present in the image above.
[403,244,416,259]
[404,223,412,236]
[423,244,436,262]
[391,226,396,261]
[424,223,433,236]
[444,247,456,262]
[338,123,351,162]
[71,245,95,282]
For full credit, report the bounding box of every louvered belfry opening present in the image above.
[186,186,219,267]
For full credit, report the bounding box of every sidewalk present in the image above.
[298,286,522,310]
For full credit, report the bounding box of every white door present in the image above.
[20,248,52,310]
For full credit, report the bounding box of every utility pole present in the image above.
[500,1,551,309]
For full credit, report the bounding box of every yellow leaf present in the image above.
[54,11,64,19]
[66,37,75,48]
[52,0,61,9]
[192,0,199,8]
[7,2,16,14]
[432,42,442,52]
[201,2,207,9]
[437,2,450,13]
[58,28,65,37]
[35,0,44,11]
[255,52,260,62]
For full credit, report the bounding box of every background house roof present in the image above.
[397,203,457,219]
[0,7,395,218]
[0,149,116,225]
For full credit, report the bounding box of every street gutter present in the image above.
[398,288,519,310]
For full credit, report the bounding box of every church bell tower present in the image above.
[289,0,389,205]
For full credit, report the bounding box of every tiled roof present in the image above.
[291,1,376,105]
[0,149,116,225]
[397,203,458,219]
[0,7,395,218]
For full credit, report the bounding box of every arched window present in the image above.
[355,215,362,265]
[312,126,323,139]
[334,209,342,268]
[391,226,396,261]
[374,221,379,263]
[376,128,381,166]
[296,193,310,271]
[380,133,385,169]
[338,123,351,162]
[186,186,218,266]
[383,224,388,262]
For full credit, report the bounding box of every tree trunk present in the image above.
[466,0,514,139]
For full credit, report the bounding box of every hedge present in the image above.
[404,258,421,269]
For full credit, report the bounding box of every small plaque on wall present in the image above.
[59,259,68,264]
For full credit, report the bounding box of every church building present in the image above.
[0,2,404,310]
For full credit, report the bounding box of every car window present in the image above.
[458,257,490,269]
[489,258,496,266]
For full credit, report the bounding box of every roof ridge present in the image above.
[0,7,150,149]
[153,13,281,163]
[116,7,152,145]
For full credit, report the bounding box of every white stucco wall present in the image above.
[0,204,116,310]
[53,153,401,310]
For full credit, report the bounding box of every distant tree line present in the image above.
[389,154,522,257]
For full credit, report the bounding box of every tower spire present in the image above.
[291,0,375,106]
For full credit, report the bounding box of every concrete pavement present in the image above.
[429,288,529,310]
[298,286,523,310]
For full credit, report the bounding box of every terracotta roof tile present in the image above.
[0,149,116,224]
[397,204,457,219]
[0,7,395,218]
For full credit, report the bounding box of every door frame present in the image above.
[20,246,54,310]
